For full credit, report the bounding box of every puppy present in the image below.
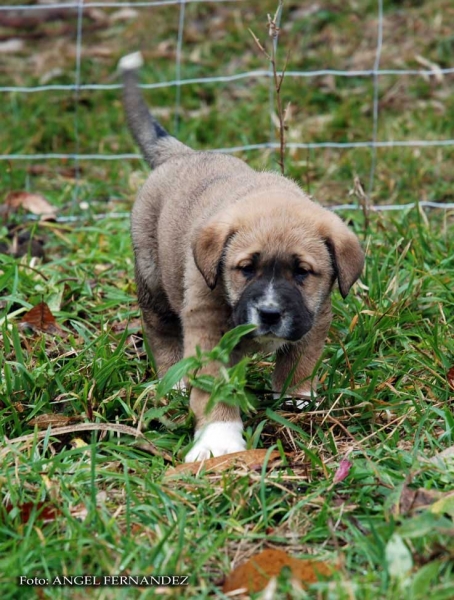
[119,53,364,462]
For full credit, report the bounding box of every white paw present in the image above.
[185,421,246,463]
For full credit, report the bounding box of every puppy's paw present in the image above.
[276,390,317,410]
[172,379,188,393]
[185,421,246,463]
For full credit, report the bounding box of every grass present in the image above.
[1,0,454,598]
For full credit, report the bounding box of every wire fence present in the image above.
[1,0,454,214]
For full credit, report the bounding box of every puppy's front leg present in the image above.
[182,297,246,463]
[273,342,318,409]
[273,304,332,409]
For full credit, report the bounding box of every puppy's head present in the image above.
[192,197,364,343]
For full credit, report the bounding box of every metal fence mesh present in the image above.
[1,0,454,213]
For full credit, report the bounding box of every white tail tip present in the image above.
[118,51,144,72]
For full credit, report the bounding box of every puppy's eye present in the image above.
[238,264,255,279]
[294,266,310,284]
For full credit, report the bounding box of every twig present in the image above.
[249,1,288,174]
[350,175,371,233]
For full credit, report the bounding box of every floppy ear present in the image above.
[321,215,365,299]
[192,218,235,290]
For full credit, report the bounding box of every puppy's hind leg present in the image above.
[136,270,183,378]
[142,307,183,379]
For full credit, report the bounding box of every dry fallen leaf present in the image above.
[222,548,333,594]
[430,491,454,518]
[28,414,82,429]
[83,45,113,59]
[5,501,61,524]
[109,7,139,22]
[430,444,454,465]
[0,39,24,54]
[11,236,45,259]
[349,313,359,333]
[5,492,108,525]
[27,164,79,179]
[398,485,443,515]
[447,366,454,391]
[415,54,444,83]
[20,302,64,335]
[111,317,142,334]
[166,449,284,478]
[70,438,89,449]
[70,491,107,521]
[5,191,57,220]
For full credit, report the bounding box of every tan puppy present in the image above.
[119,53,364,462]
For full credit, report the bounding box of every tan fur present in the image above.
[131,147,364,448]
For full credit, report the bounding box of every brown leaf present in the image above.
[399,484,443,515]
[111,317,142,334]
[6,492,108,525]
[28,414,82,429]
[349,313,359,333]
[5,501,61,524]
[447,366,454,391]
[70,491,107,521]
[222,549,333,594]
[83,45,114,59]
[20,302,64,335]
[430,444,454,465]
[166,449,283,478]
[5,191,57,221]
[12,238,45,259]
[27,164,80,179]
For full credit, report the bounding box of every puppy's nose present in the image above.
[258,306,282,326]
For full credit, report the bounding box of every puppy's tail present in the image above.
[118,52,192,169]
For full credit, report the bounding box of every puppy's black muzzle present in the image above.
[232,278,313,342]
[258,306,282,326]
